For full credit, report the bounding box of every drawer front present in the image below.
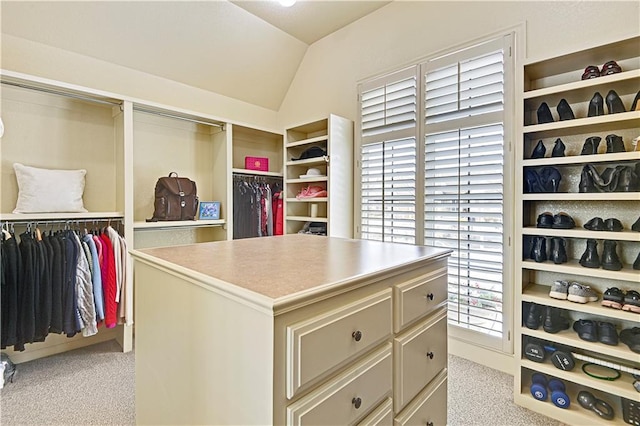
[357,397,393,426]
[286,288,392,398]
[286,343,392,426]
[393,308,447,412]
[393,263,447,333]
[394,371,447,426]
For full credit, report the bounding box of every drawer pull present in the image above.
[352,330,363,342]
[426,351,434,359]
[426,293,434,301]
[427,422,434,426]
[352,397,362,409]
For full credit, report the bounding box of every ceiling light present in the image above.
[278,0,296,7]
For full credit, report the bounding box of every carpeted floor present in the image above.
[0,341,562,425]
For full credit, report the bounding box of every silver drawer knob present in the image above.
[352,330,362,342]
[426,351,434,359]
[352,397,362,409]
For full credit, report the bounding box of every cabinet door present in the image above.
[286,344,392,426]
[393,308,447,412]
[286,288,392,398]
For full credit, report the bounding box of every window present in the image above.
[357,35,513,352]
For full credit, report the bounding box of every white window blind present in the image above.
[423,37,509,342]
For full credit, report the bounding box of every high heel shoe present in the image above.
[605,134,625,153]
[531,140,546,159]
[588,92,604,117]
[581,136,601,155]
[606,90,626,114]
[537,102,554,124]
[631,91,640,111]
[551,138,565,157]
[557,99,575,121]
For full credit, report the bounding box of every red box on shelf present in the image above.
[245,156,269,172]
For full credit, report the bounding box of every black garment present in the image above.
[17,232,37,350]
[35,234,53,341]
[62,231,79,337]
[1,233,22,349]
[48,233,65,334]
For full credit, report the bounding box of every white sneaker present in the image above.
[549,280,569,300]
[568,282,599,303]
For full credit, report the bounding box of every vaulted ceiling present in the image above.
[0,1,391,111]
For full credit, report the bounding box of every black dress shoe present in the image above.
[537,102,554,124]
[579,239,600,268]
[604,218,623,231]
[536,212,553,228]
[552,138,565,157]
[540,167,561,192]
[581,136,601,155]
[601,240,622,271]
[531,140,546,159]
[557,99,575,121]
[543,306,570,334]
[581,65,600,80]
[605,134,625,153]
[550,237,568,264]
[634,251,640,270]
[552,212,575,229]
[631,91,640,111]
[584,217,605,231]
[606,90,626,114]
[531,236,547,263]
[632,216,640,232]
[588,92,604,117]
[600,60,622,76]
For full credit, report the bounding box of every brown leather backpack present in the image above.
[147,172,198,221]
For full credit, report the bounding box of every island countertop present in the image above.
[131,234,451,309]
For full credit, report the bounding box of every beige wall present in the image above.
[278,1,640,127]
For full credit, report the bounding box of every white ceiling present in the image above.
[1,0,391,110]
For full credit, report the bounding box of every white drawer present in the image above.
[393,263,447,333]
[393,308,447,412]
[357,397,393,426]
[394,370,447,426]
[286,288,392,398]
[286,343,392,426]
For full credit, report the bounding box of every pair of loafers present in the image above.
[581,61,622,80]
[524,167,562,193]
[531,138,565,159]
[537,99,574,124]
[537,212,575,229]
[583,217,623,232]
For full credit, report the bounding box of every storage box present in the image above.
[245,156,269,172]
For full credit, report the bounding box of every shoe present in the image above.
[549,280,569,300]
[524,302,542,330]
[579,165,598,193]
[622,290,640,313]
[604,218,623,232]
[540,167,561,192]
[605,134,625,153]
[551,138,565,157]
[634,252,640,270]
[531,236,548,263]
[567,283,599,303]
[615,165,640,192]
[537,102,554,124]
[600,60,622,76]
[606,90,626,114]
[584,217,605,231]
[601,287,625,309]
[531,140,546,159]
[557,99,575,121]
[581,65,600,80]
[597,322,619,346]
[619,327,640,353]
[579,239,600,268]
[543,306,570,334]
[631,91,640,111]
[601,240,622,271]
[552,212,575,229]
[573,319,598,342]
[536,212,553,228]
[632,216,640,232]
[550,237,567,264]
[580,136,601,155]
[524,169,545,193]
[587,92,604,117]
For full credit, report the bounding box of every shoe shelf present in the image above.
[285,157,328,167]
[285,197,328,203]
[286,176,329,184]
[285,216,328,223]
[522,259,640,282]
[523,110,640,139]
[522,227,640,242]
[522,192,640,201]
[285,134,328,149]
[522,284,640,323]
[522,151,640,167]
[523,69,640,100]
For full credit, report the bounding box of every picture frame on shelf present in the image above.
[199,201,220,220]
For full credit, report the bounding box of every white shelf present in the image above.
[521,259,640,283]
[285,135,328,148]
[523,69,640,100]
[0,212,124,221]
[232,168,283,177]
[522,227,640,242]
[287,176,329,184]
[134,219,225,230]
[286,157,329,166]
[522,151,640,167]
[522,283,640,323]
[286,216,328,223]
[522,192,640,201]
[286,198,328,203]
[523,110,640,138]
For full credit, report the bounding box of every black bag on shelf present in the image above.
[147,172,198,221]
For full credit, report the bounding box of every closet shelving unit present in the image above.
[284,114,353,237]
[0,69,284,362]
[514,35,640,425]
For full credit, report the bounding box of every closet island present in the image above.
[131,234,451,425]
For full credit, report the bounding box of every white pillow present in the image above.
[13,163,88,213]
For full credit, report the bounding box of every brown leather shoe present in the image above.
[600,60,622,76]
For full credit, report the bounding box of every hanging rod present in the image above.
[1,217,123,226]
[1,80,122,106]
[233,172,283,180]
[134,106,225,129]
